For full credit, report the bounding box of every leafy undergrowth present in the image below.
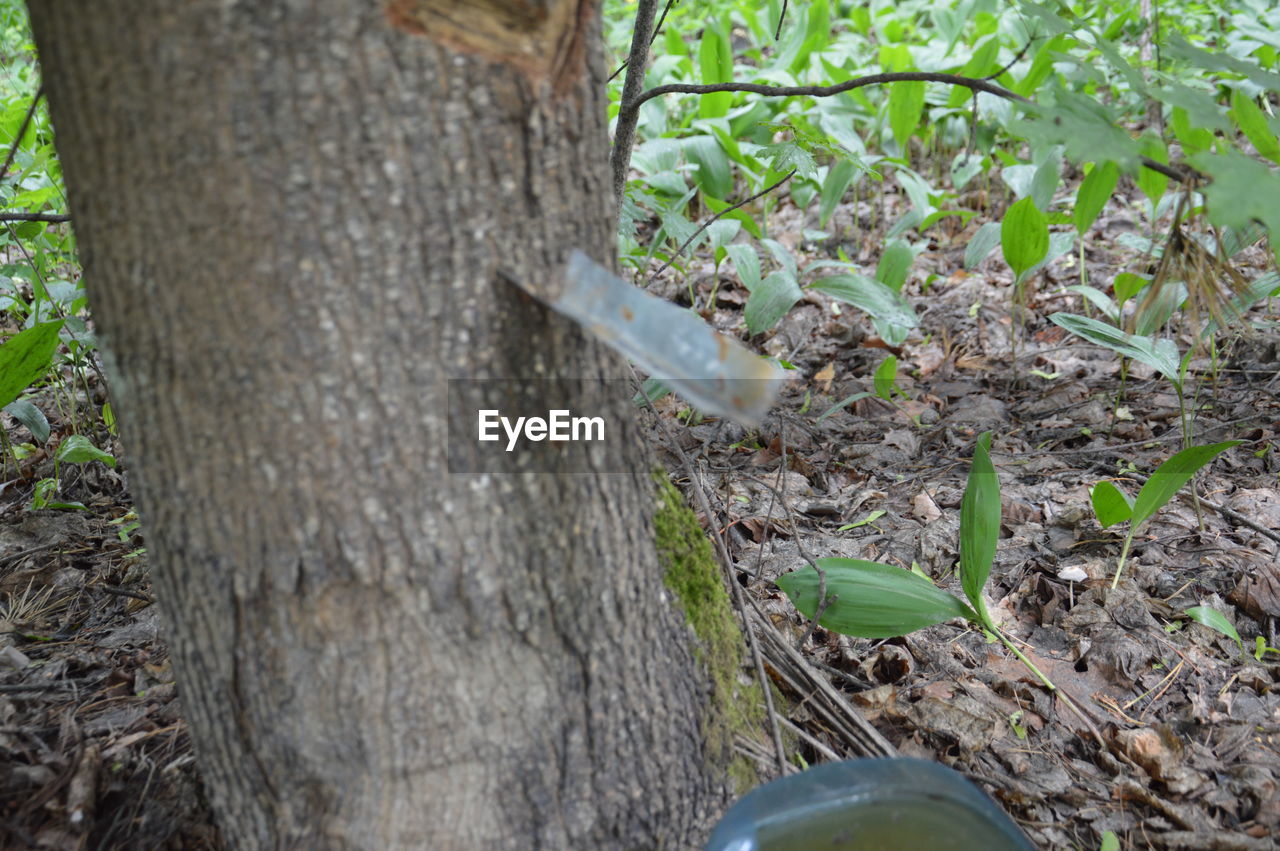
[638,171,1279,847]
[0,403,219,849]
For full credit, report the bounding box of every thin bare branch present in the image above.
[624,71,1031,114]
[0,212,70,222]
[608,0,678,83]
[1,85,44,187]
[611,0,661,202]
[647,169,795,284]
[620,71,1202,184]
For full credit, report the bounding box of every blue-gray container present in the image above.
[705,758,1036,851]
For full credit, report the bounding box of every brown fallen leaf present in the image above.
[912,490,942,523]
[1229,561,1280,622]
[813,361,835,393]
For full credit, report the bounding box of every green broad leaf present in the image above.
[657,209,699,253]
[761,141,818,181]
[895,169,935,217]
[56,434,116,467]
[1221,223,1267,259]
[951,152,985,190]
[1163,33,1280,95]
[888,81,926,155]
[0,320,64,411]
[1132,280,1187,337]
[1201,271,1280,337]
[1112,272,1147,305]
[704,195,762,240]
[744,271,803,334]
[1066,285,1120,324]
[1230,91,1280,166]
[762,238,797,279]
[1074,162,1119,236]
[886,209,923,240]
[1002,197,1049,282]
[819,159,858,228]
[875,240,913,292]
[948,37,999,107]
[697,21,733,119]
[42,500,89,512]
[807,274,918,327]
[959,431,999,618]
[1190,150,1280,239]
[1136,133,1169,206]
[683,136,733,200]
[705,219,740,252]
[871,317,910,348]
[1006,92,1142,173]
[1131,441,1241,529]
[777,558,978,639]
[724,244,761,291]
[1049,313,1181,385]
[1090,481,1134,528]
[873,355,897,401]
[1184,605,1242,651]
[1030,149,1062,212]
[1001,164,1038,201]
[1016,34,1069,96]
[1156,82,1232,136]
[964,221,1002,269]
[3,399,50,444]
[1170,106,1216,155]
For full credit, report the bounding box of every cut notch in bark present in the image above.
[385,0,594,94]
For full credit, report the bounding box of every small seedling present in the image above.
[1089,441,1240,588]
[872,355,923,427]
[1184,605,1242,653]
[30,435,117,512]
[778,432,1100,738]
[837,509,885,532]
[1254,637,1279,661]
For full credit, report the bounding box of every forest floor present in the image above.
[1,177,1278,849]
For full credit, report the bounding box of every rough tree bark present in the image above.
[29,2,739,847]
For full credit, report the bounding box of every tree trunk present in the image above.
[29,2,734,847]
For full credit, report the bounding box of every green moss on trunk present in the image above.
[652,470,766,792]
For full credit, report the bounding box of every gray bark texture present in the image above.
[29,2,731,847]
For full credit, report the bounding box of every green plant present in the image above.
[778,432,1098,735]
[29,432,115,511]
[1089,441,1240,588]
[608,0,1280,384]
[871,353,923,427]
[1183,604,1242,653]
[723,239,918,336]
